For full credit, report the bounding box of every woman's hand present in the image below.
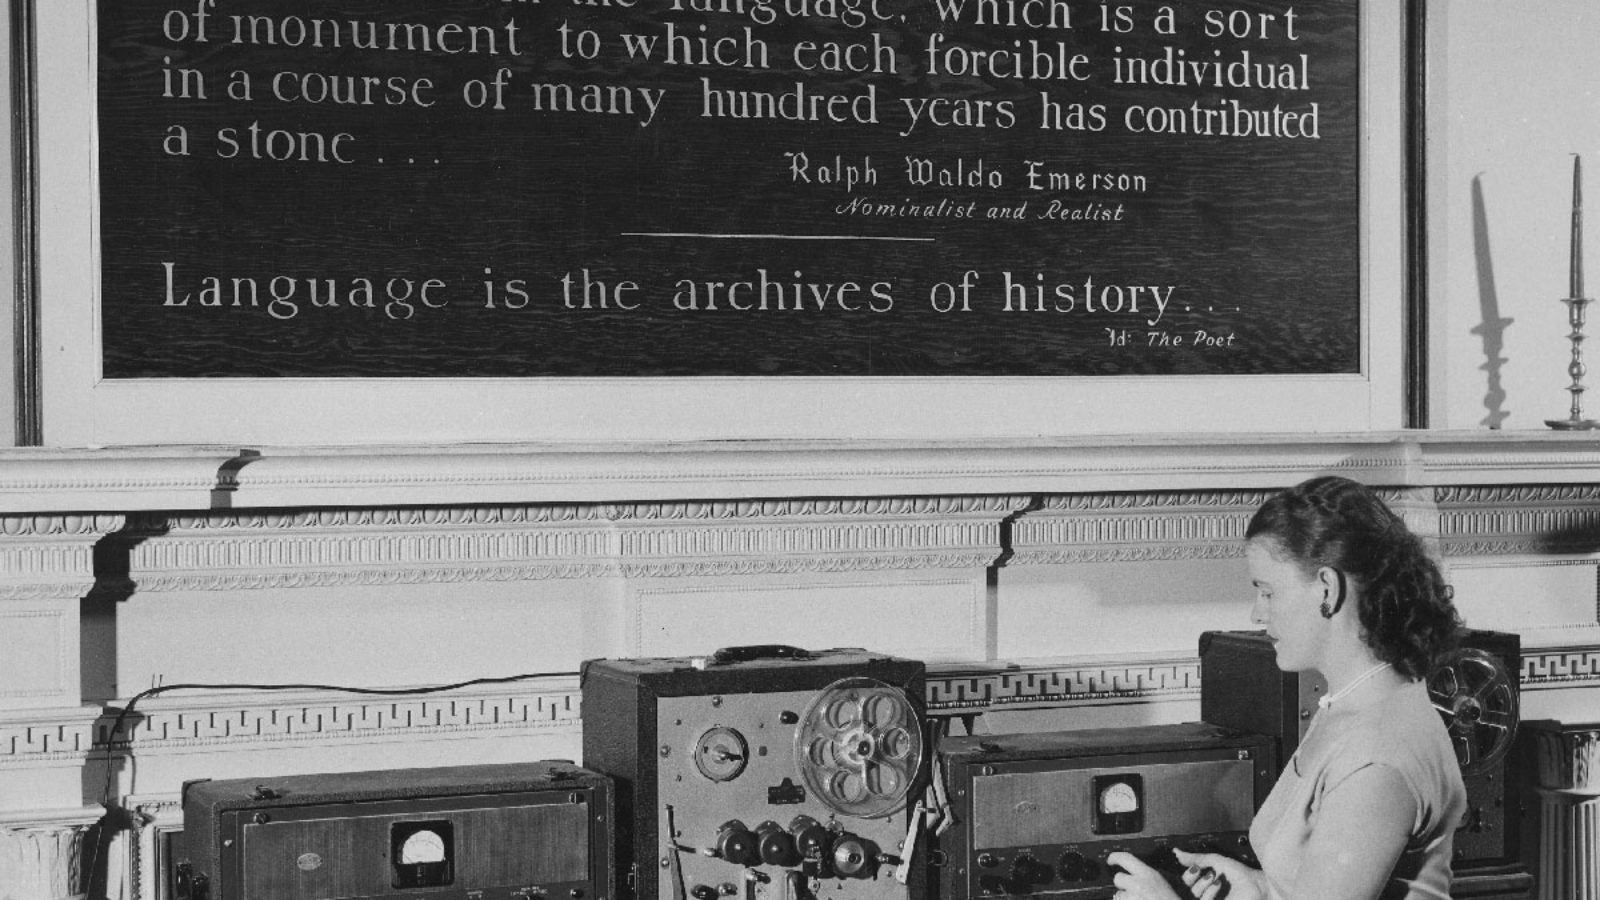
[1103,852,1182,900]
[1171,848,1266,900]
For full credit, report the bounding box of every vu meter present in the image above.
[580,648,927,900]
[1091,775,1143,835]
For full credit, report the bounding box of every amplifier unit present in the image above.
[581,646,927,900]
[933,722,1276,900]
[177,760,613,900]
[1199,628,1524,868]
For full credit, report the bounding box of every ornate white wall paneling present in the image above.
[0,513,121,708]
[2,434,1600,896]
[0,512,118,898]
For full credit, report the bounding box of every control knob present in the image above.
[756,821,801,867]
[831,834,873,878]
[1057,851,1089,882]
[789,817,829,861]
[1010,855,1051,887]
[713,822,761,867]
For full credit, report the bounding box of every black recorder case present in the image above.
[580,645,927,900]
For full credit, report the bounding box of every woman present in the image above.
[1108,476,1468,900]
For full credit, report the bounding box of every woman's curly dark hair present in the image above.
[1245,476,1463,679]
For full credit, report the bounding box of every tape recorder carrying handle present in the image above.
[703,645,815,667]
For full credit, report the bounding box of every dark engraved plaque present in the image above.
[97,0,1360,378]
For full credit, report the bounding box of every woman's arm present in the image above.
[1105,762,1417,900]
[1271,763,1416,900]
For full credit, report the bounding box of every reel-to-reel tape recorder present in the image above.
[581,646,928,900]
[172,637,1536,900]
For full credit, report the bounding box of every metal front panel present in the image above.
[457,804,590,884]
[654,689,915,900]
[239,800,590,899]
[970,759,1255,849]
[655,690,817,850]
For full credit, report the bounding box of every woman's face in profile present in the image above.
[1246,537,1326,673]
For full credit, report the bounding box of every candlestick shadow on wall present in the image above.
[1547,154,1597,430]
[1472,175,1514,429]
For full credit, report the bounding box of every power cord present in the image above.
[86,671,573,897]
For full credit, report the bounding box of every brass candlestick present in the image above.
[1548,155,1596,430]
[1545,294,1600,429]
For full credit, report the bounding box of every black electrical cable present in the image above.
[85,671,573,896]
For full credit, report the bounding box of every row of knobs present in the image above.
[977,851,1105,888]
[977,838,1249,892]
[713,818,878,876]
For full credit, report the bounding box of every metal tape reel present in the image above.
[1425,647,1519,776]
[794,677,923,819]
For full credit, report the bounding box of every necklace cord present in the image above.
[1317,661,1392,710]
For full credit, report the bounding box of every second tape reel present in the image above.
[582,647,927,900]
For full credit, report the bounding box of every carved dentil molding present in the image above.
[1,646,1589,767]
[88,484,1600,588]
[144,497,1027,530]
[4,665,1196,764]
[1010,491,1258,565]
[1009,488,1438,566]
[94,681,581,754]
[1526,642,1600,688]
[1436,485,1600,504]
[115,498,1027,591]
[0,721,92,760]
[1434,484,1600,556]
[928,657,1201,713]
[0,514,126,600]
[0,709,96,764]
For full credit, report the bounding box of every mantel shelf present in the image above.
[2,430,1599,513]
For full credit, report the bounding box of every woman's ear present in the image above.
[1316,566,1347,618]
[1316,566,1339,597]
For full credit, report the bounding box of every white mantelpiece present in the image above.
[5,431,1600,513]
[0,432,1597,899]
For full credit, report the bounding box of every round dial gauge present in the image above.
[1098,781,1139,815]
[398,829,446,865]
[694,726,750,782]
